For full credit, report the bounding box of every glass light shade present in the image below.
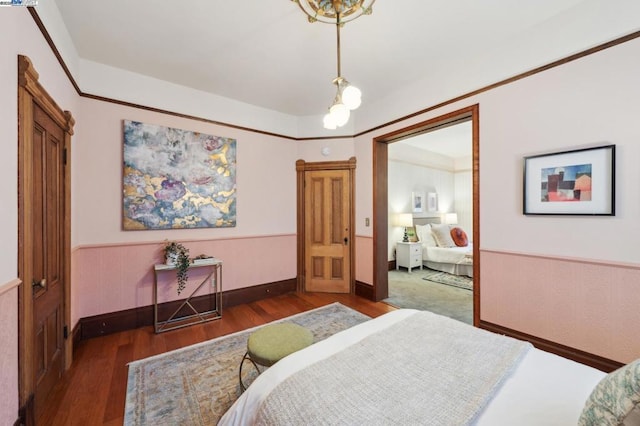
[329,102,350,127]
[323,113,337,129]
[342,84,362,110]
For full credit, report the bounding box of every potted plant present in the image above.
[163,240,190,294]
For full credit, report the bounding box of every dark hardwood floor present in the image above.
[38,292,395,425]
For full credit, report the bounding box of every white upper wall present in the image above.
[0,8,78,284]
[73,97,300,246]
[354,0,640,133]
[36,0,640,139]
[354,35,640,264]
[478,39,640,261]
[78,59,302,138]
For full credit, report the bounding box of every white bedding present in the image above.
[423,244,473,277]
[423,243,473,264]
[219,309,605,426]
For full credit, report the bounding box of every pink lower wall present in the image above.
[71,235,296,325]
[0,284,18,425]
[355,236,374,285]
[72,234,376,325]
[481,250,640,363]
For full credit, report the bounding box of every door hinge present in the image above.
[63,148,68,165]
[63,325,69,339]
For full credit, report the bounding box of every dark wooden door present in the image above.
[31,102,66,416]
[304,169,351,293]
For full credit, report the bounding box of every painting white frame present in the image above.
[427,192,438,212]
[411,192,425,213]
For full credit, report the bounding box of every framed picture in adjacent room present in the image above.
[427,192,438,212]
[412,192,425,213]
[523,144,615,215]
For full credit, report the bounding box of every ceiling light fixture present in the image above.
[293,0,375,130]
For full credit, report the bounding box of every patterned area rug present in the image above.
[124,302,371,425]
[423,269,473,291]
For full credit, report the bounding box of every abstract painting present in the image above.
[523,145,615,216]
[540,164,592,202]
[123,120,236,230]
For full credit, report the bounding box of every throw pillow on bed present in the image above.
[578,358,640,426]
[450,227,469,247]
[415,224,437,247]
[431,224,456,248]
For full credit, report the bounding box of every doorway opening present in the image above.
[372,105,480,326]
[386,120,473,323]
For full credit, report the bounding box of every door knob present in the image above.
[32,278,46,289]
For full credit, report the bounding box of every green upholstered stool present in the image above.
[239,322,313,391]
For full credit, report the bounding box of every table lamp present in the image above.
[394,213,414,242]
[444,213,458,225]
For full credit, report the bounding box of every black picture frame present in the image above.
[523,145,615,215]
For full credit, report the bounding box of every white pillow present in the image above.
[415,224,437,247]
[431,223,456,248]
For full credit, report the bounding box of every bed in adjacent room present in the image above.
[415,220,473,277]
[219,308,640,425]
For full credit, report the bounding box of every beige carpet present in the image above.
[124,303,370,425]
[385,269,473,324]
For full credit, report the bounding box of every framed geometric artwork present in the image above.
[122,120,237,230]
[523,144,615,216]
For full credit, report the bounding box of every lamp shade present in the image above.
[323,113,337,129]
[444,213,458,225]
[342,84,362,110]
[329,102,350,126]
[393,213,413,228]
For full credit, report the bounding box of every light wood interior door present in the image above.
[18,55,74,424]
[30,103,66,416]
[304,169,351,293]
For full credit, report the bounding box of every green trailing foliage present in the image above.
[163,240,190,294]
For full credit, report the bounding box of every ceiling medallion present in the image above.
[293,0,375,24]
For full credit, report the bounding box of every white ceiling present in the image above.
[402,122,472,159]
[53,0,600,118]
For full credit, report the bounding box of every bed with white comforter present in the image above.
[219,309,609,425]
[423,244,473,277]
[416,222,474,277]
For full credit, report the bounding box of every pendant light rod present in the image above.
[335,11,342,78]
[293,0,373,129]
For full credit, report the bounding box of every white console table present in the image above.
[153,258,222,333]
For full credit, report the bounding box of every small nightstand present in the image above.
[396,241,422,273]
